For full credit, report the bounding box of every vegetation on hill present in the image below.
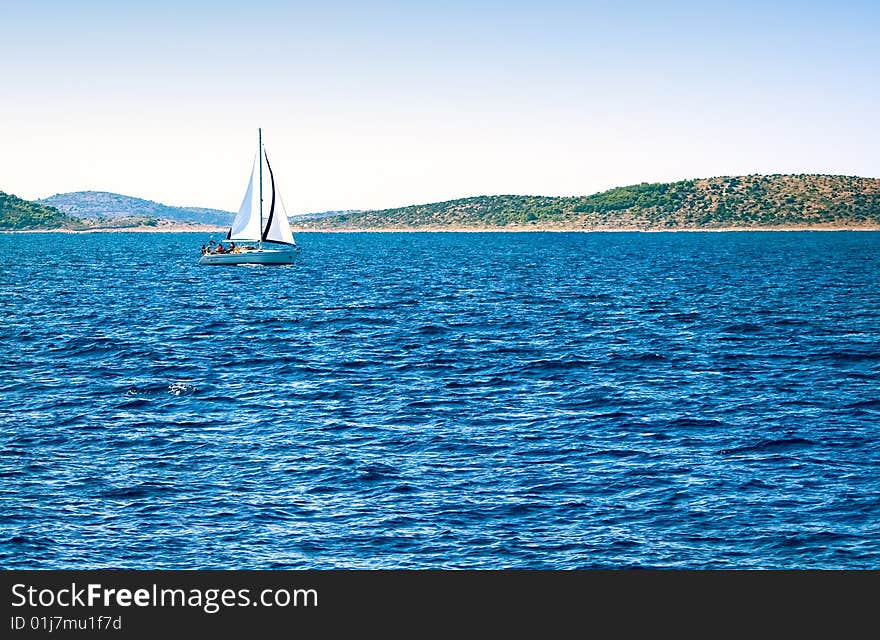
[0,192,82,230]
[295,174,880,230]
[5,174,879,231]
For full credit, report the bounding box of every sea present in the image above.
[1,230,879,569]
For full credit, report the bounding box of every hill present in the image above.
[289,209,363,221]
[293,174,880,230]
[38,191,234,226]
[0,191,82,230]
[6,175,880,232]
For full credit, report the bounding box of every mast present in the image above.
[258,127,263,249]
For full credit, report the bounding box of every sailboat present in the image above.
[198,128,300,265]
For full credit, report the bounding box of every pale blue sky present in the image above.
[1,0,877,212]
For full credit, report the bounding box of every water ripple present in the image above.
[1,231,879,569]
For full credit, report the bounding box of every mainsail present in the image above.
[261,150,296,245]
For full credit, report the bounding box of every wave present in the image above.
[5,230,880,570]
[720,437,815,455]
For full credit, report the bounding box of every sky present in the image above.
[1,0,877,213]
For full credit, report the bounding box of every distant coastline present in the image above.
[292,174,880,232]
[3,174,879,233]
[2,222,227,234]
[296,224,880,233]
[6,223,880,234]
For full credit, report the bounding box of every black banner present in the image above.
[1,570,874,637]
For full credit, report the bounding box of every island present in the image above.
[2,174,879,232]
[291,174,880,231]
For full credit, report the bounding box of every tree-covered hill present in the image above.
[6,174,880,231]
[295,174,880,230]
[0,191,81,229]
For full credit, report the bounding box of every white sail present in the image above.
[227,154,262,241]
[261,149,297,245]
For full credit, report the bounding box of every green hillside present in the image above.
[6,174,880,231]
[0,191,81,230]
[295,174,880,230]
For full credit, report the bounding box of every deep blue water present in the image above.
[1,231,879,569]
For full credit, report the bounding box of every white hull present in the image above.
[198,246,299,265]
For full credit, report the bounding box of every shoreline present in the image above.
[287,225,880,233]
[2,224,227,234]
[4,224,880,234]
